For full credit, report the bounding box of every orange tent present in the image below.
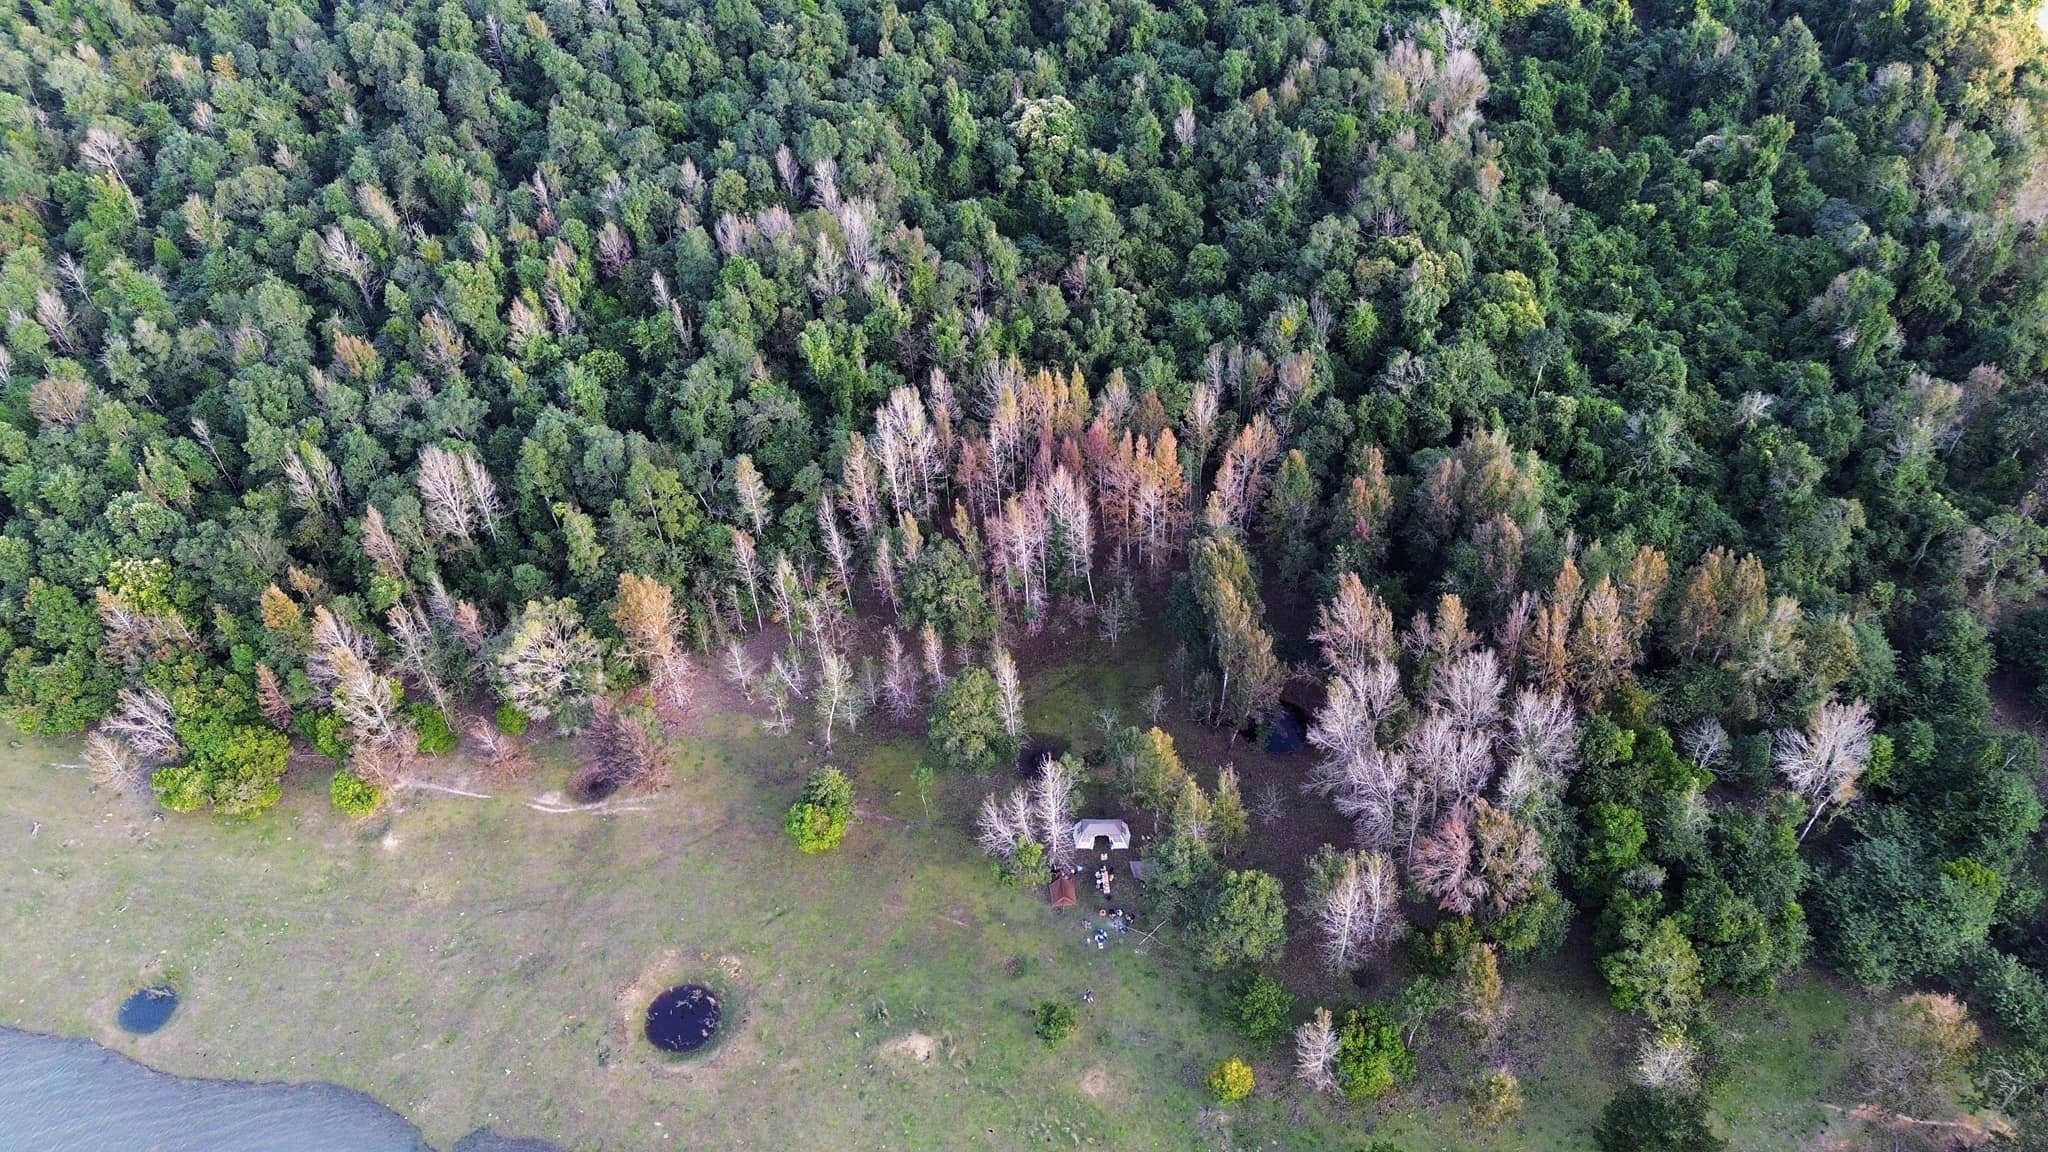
[1048,874,1077,908]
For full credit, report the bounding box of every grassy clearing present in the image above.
[0,643,1866,1151]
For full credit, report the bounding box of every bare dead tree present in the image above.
[723,637,758,698]
[839,432,883,542]
[28,371,88,425]
[1311,572,1398,675]
[977,790,1031,861]
[466,719,532,781]
[255,663,294,730]
[734,454,771,536]
[882,630,919,719]
[1294,1008,1340,1094]
[1308,846,1408,973]
[418,445,481,543]
[874,386,943,521]
[762,679,795,735]
[817,496,855,602]
[1245,778,1277,824]
[576,699,666,799]
[1035,754,1076,870]
[731,528,764,629]
[103,686,180,763]
[82,730,147,794]
[1776,698,1874,840]
[991,646,1025,741]
[1043,466,1095,603]
[1411,805,1480,915]
[815,646,858,747]
[1430,648,1506,733]
[319,224,375,303]
[386,606,451,720]
[1681,716,1730,770]
[921,623,946,690]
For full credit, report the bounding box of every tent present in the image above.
[1048,874,1077,908]
[1071,818,1132,851]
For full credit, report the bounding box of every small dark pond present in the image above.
[1016,737,1069,777]
[644,985,721,1053]
[1243,701,1311,756]
[116,988,178,1035]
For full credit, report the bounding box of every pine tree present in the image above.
[1212,763,1249,856]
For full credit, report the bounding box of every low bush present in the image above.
[330,769,383,816]
[1225,972,1295,1048]
[1034,1000,1078,1047]
[785,768,855,853]
[1207,1058,1255,1102]
[410,704,458,755]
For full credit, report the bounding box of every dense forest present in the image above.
[3,0,2048,1143]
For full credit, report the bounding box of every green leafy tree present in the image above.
[153,720,290,817]
[1601,917,1706,1031]
[1226,972,1296,1048]
[1333,1005,1415,1101]
[1113,726,1190,819]
[1192,869,1288,968]
[1594,1086,1726,1152]
[926,667,1018,775]
[900,540,996,648]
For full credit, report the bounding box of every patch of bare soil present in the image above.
[878,1032,940,1065]
[1079,1064,1112,1098]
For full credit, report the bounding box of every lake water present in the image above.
[0,1028,555,1152]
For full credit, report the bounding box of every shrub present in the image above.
[409,704,458,755]
[299,710,352,760]
[1488,882,1574,959]
[1393,974,1454,1048]
[495,703,530,735]
[153,720,290,816]
[330,769,383,816]
[1954,941,2048,1041]
[1226,972,1295,1048]
[1034,1000,1078,1046]
[1410,917,1480,978]
[1593,1085,1725,1152]
[1333,1005,1414,1101]
[1472,1068,1524,1127]
[785,767,855,853]
[148,761,208,814]
[995,836,1051,889]
[1207,1058,1255,1102]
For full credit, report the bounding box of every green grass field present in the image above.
[0,648,1872,1151]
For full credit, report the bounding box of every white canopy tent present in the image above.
[1071,818,1132,851]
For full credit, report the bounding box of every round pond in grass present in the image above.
[644,985,720,1053]
[116,987,178,1035]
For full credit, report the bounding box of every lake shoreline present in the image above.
[0,1026,562,1152]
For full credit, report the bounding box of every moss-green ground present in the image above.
[0,648,1869,1151]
